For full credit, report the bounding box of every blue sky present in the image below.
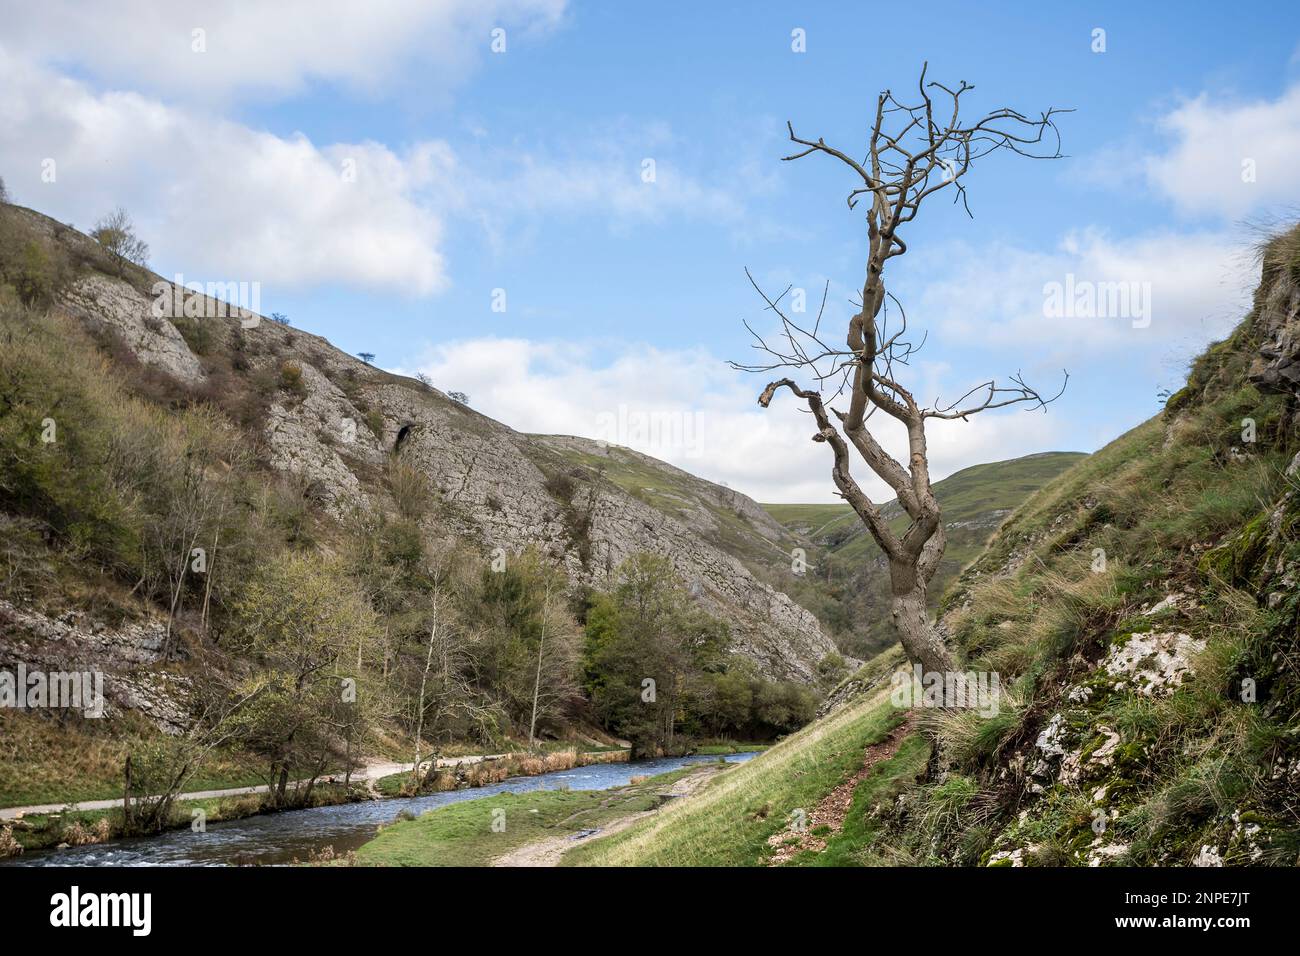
[4,1,1300,500]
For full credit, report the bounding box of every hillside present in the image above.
[573,226,1300,867]
[0,201,843,812]
[0,203,836,680]
[762,452,1086,659]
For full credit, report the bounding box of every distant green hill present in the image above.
[763,452,1087,658]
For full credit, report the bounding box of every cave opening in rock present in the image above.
[395,423,413,452]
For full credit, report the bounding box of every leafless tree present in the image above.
[152,438,237,660]
[90,207,149,275]
[734,65,1069,678]
[412,566,450,785]
[411,565,496,788]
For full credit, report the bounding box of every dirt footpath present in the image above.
[766,715,916,865]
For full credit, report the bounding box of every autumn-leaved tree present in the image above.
[735,65,1068,678]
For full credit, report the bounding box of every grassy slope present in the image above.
[539,437,802,573]
[764,451,1087,554]
[791,732,930,867]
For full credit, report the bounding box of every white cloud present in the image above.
[399,337,1070,503]
[908,228,1253,360]
[1143,84,1300,218]
[0,0,567,102]
[0,50,745,295]
[0,50,452,293]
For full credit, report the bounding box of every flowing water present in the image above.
[5,751,756,867]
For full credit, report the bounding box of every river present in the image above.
[4,751,756,867]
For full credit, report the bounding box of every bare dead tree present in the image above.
[733,64,1069,678]
[411,564,497,789]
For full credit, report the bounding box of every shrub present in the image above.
[61,817,112,846]
[0,825,21,858]
[278,361,307,398]
[387,459,432,520]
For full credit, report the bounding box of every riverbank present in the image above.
[5,751,757,867]
[348,763,727,867]
[0,747,630,859]
[1,782,362,858]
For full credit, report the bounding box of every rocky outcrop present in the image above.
[1248,256,1300,396]
[263,360,384,511]
[0,600,189,734]
[61,274,207,385]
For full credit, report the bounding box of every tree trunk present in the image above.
[343,727,353,789]
[123,756,134,832]
[200,516,221,641]
[528,581,551,748]
[889,581,953,677]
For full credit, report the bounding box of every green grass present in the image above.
[0,711,272,808]
[761,502,853,528]
[354,767,698,867]
[565,682,906,866]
